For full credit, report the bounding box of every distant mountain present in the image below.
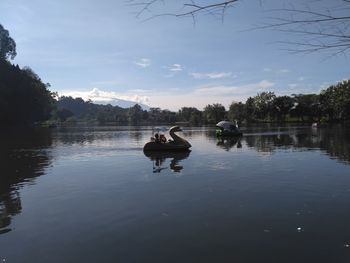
[58,88,151,111]
[56,96,151,123]
[92,98,150,110]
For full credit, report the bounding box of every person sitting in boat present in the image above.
[159,134,167,143]
[154,133,160,143]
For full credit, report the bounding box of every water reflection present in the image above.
[211,125,350,164]
[144,151,190,173]
[1,125,349,237]
[0,128,52,234]
[244,134,295,153]
[216,136,242,151]
[1,125,350,263]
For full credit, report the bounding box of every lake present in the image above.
[1,124,350,263]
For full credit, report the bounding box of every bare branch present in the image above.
[257,1,350,55]
[128,0,350,55]
[127,0,239,21]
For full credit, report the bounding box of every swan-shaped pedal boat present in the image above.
[143,126,191,151]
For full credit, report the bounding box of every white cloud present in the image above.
[279,69,290,73]
[288,83,298,89]
[162,64,183,77]
[163,73,176,78]
[90,80,120,86]
[58,88,150,105]
[57,80,276,111]
[128,89,152,93]
[193,85,240,96]
[169,64,183,72]
[258,80,275,89]
[146,80,276,110]
[134,58,151,68]
[263,68,290,74]
[320,82,331,90]
[189,72,233,79]
[193,80,275,96]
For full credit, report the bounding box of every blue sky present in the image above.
[1,0,349,110]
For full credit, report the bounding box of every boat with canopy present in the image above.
[216,121,243,137]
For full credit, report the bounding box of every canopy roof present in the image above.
[216,121,237,131]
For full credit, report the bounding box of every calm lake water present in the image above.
[1,124,350,263]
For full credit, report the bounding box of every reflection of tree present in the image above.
[0,128,52,233]
[216,137,241,151]
[128,127,143,143]
[54,127,132,145]
[144,151,190,173]
[297,125,350,164]
[244,134,294,153]
[0,191,21,233]
[242,125,350,164]
[53,128,96,145]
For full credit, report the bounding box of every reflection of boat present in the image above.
[216,121,243,137]
[144,151,190,173]
[143,126,191,151]
[217,137,242,151]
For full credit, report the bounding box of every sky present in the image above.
[1,0,349,111]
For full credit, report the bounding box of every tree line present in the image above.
[228,82,350,125]
[54,80,350,125]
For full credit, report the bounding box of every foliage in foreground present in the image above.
[0,24,55,126]
[0,60,55,125]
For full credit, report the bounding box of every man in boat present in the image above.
[154,133,167,143]
[154,133,160,143]
[159,134,167,143]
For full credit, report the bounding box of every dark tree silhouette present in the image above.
[203,103,226,123]
[228,102,246,124]
[271,96,294,121]
[0,61,55,125]
[0,24,17,60]
[0,25,55,126]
